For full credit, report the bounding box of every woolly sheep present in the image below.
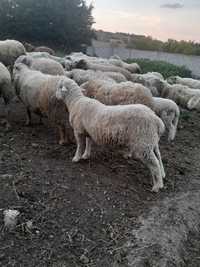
[34,46,55,55]
[131,73,165,96]
[56,77,166,192]
[0,62,15,129]
[81,79,179,141]
[108,58,141,74]
[74,59,132,80]
[0,39,26,66]
[167,76,200,89]
[152,98,180,141]
[13,63,73,144]
[15,55,65,76]
[160,82,200,111]
[68,69,126,85]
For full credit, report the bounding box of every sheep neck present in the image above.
[64,90,83,112]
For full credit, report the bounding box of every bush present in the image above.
[127,58,192,79]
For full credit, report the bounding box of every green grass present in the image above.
[127,58,192,79]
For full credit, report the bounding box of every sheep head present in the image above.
[56,77,82,102]
[167,76,177,84]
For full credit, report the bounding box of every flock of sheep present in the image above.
[1,39,200,193]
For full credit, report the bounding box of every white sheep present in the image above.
[68,69,126,85]
[13,63,73,144]
[0,62,14,129]
[56,77,166,193]
[81,79,179,141]
[74,59,132,80]
[131,73,165,96]
[167,76,200,89]
[160,82,200,111]
[15,55,66,76]
[152,98,180,141]
[0,39,26,66]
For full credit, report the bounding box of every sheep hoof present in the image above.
[81,154,90,160]
[72,156,81,163]
[59,139,65,146]
[152,184,163,193]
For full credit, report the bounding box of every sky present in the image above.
[86,0,200,42]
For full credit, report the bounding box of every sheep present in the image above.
[34,46,55,55]
[81,79,179,141]
[0,39,26,67]
[56,77,166,193]
[13,63,73,144]
[68,69,127,85]
[15,55,65,76]
[24,42,55,55]
[0,62,15,130]
[74,59,132,80]
[108,58,141,74]
[131,73,165,96]
[160,82,200,111]
[167,76,200,89]
[27,52,72,70]
[152,98,180,142]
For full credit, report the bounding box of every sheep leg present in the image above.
[154,145,166,179]
[82,137,92,160]
[72,133,86,162]
[58,125,66,145]
[25,108,32,126]
[143,150,164,193]
[4,104,11,131]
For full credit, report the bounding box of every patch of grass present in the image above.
[127,58,192,79]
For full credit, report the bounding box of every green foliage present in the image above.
[0,0,95,51]
[126,35,200,56]
[127,58,192,79]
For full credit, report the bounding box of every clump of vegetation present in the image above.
[127,58,192,79]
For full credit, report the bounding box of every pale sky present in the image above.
[86,0,200,42]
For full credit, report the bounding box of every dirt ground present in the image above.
[0,99,200,267]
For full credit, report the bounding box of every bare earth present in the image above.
[0,99,200,267]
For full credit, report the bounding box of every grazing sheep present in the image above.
[13,63,73,144]
[0,62,14,129]
[131,73,165,96]
[56,77,166,192]
[108,58,141,74]
[0,39,26,66]
[81,79,179,141]
[74,59,132,80]
[152,98,180,141]
[68,69,126,85]
[167,76,200,89]
[160,82,200,111]
[81,80,153,108]
[16,55,65,76]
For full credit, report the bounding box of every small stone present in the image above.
[31,143,39,148]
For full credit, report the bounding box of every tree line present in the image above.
[0,0,95,52]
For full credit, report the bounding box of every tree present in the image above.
[0,0,95,51]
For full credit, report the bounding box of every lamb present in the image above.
[15,55,65,76]
[0,62,15,129]
[13,63,73,144]
[73,59,133,80]
[56,77,166,193]
[68,69,126,85]
[0,39,26,67]
[81,80,179,141]
[160,82,200,111]
[167,76,200,89]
